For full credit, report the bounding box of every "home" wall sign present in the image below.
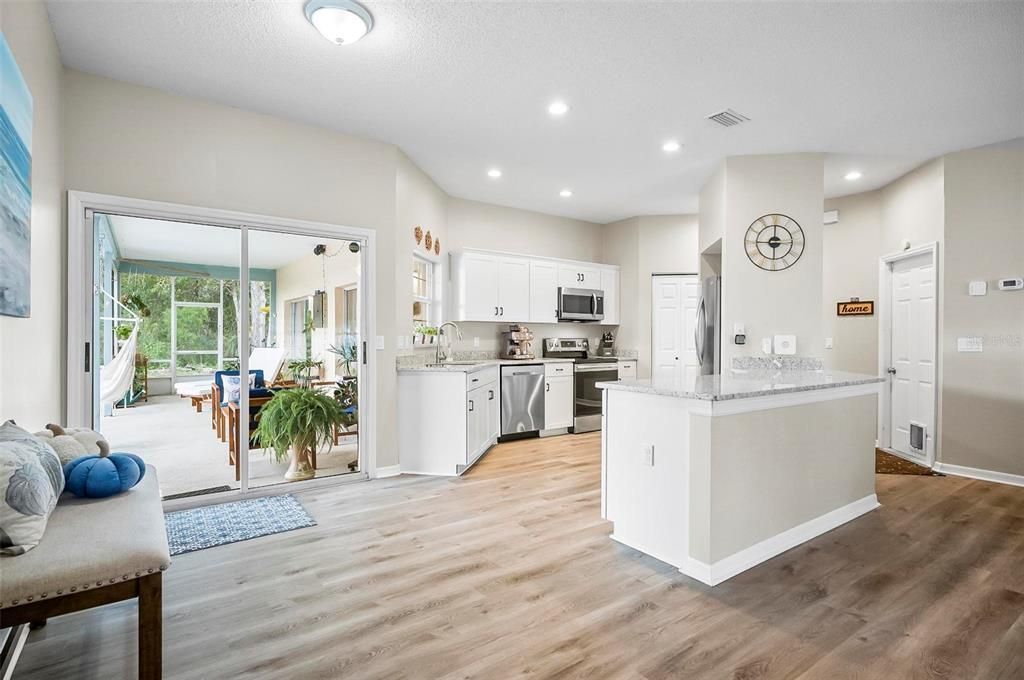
[837,300,875,316]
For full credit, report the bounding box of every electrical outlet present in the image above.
[761,337,772,355]
[473,337,480,348]
[642,445,654,467]
[376,335,385,350]
[824,337,833,349]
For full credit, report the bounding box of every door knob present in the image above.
[887,367,897,375]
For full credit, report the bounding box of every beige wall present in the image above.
[698,165,726,256]
[62,70,406,467]
[822,190,883,373]
[941,146,1024,476]
[718,154,826,368]
[0,3,65,425]
[604,215,699,377]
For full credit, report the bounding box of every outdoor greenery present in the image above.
[254,388,345,465]
[116,272,271,376]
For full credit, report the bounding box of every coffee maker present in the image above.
[596,331,615,357]
[500,324,535,360]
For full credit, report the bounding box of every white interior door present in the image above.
[887,251,936,465]
[651,275,699,383]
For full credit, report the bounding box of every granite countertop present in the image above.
[398,358,574,374]
[596,369,884,401]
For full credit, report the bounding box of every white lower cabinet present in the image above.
[617,359,637,380]
[398,366,499,476]
[544,363,574,430]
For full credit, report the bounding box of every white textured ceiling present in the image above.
[48,1,1024,223]
[108,215,353,270]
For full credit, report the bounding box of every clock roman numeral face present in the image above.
[744,213,805,271]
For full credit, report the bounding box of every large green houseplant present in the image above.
[255,388,345,481]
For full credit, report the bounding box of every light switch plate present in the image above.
[957,337,983,352]
[968,281,987,296]
[642,445,654,467]
[774,334,797,355]
[376,335,385,350]
[824,337,834,349]
[761,337,773,354]
[473,337,480,348]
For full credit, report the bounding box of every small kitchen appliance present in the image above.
[596,331,615,357]
[543,337,618,433]
[500,324,535,360]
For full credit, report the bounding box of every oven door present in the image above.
[573,363,617,432]
[558,287,604,322]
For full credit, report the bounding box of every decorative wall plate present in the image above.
[424,230,433,251]
[744,213,805,271]
[434,238,440,255]
[414,226,423,244]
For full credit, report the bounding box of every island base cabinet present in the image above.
[602,388,880,586]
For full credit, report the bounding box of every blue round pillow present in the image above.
[63,452,146,498]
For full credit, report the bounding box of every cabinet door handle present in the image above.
[499,306,504,316]
[468,400,474,412]
[494,306,499,316]
[488,389,494,400]
[546,382,550,392]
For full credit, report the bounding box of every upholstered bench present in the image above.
[0,466,170,679]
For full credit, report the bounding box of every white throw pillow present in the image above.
[0,422,65,556]
[223,374,257,403]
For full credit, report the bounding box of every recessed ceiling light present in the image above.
[662,140,682,153]
[548,100,570,117]
[304,0,373,45]
[559,189,573,198]
[487,168,502,179]
[844,170,863,181]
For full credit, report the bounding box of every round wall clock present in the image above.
[744,213,805,271]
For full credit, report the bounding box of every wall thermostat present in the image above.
[733,322,746,345]
[998,277,1023,291]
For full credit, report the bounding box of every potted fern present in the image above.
[255,388,345,481]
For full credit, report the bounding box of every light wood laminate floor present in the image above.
[15,433,1024,679]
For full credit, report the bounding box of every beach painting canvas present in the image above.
[0,32,32,318]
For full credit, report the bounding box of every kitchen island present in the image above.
[597,369,884,586]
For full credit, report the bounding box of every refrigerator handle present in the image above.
[695,298,706,367]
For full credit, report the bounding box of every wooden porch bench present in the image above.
[0,466,171,679]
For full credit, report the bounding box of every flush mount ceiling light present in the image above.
[305,0,373,45]
[662,140,682,153]
[548,100,570,117]
[844,170,863,181]
[487,168,502,179]
[559,189,573,198]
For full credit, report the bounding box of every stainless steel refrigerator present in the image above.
[696,276,721,375]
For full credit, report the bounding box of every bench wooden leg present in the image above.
[138,572,162,680]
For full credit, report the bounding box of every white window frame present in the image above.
[413,253,441,330]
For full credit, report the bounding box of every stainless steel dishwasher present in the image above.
[500,364,545,438]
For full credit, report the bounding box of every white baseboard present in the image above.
[934,463,1024,488]
[682,494,880,586]
[374,465,402,479]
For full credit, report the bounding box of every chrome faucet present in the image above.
[436,321,463,364]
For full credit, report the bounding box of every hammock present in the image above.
[100,324,140,405]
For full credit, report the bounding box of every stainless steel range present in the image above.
[542,337,618,433]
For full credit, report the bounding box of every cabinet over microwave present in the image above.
[558,287,604,322]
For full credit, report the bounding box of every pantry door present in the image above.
[651,275,700,384]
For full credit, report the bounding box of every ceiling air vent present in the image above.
[706,109,750,127]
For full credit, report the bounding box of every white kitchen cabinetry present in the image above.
[398,366,500,476]
[559,265,602,289]
[453,253,531,322]
[544,363,574,430]
[617,359,637,380]
[452,249,619,326]
[529,261,559,324]
[601,269,620,326]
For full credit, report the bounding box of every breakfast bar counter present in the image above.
[597,369,884,586]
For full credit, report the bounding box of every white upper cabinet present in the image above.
[529,261,559,324]
[452,249,619,325]
[456,252,500,321]
[558,265,602,289]
[600,268,620,326]
[497,257,530,321]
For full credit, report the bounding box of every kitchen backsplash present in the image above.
[731,356,824,371]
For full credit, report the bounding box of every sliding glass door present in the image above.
[87,209,367,500]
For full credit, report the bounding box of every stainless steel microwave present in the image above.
[557,287,604,322]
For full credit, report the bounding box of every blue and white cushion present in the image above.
[222,374,256,403]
